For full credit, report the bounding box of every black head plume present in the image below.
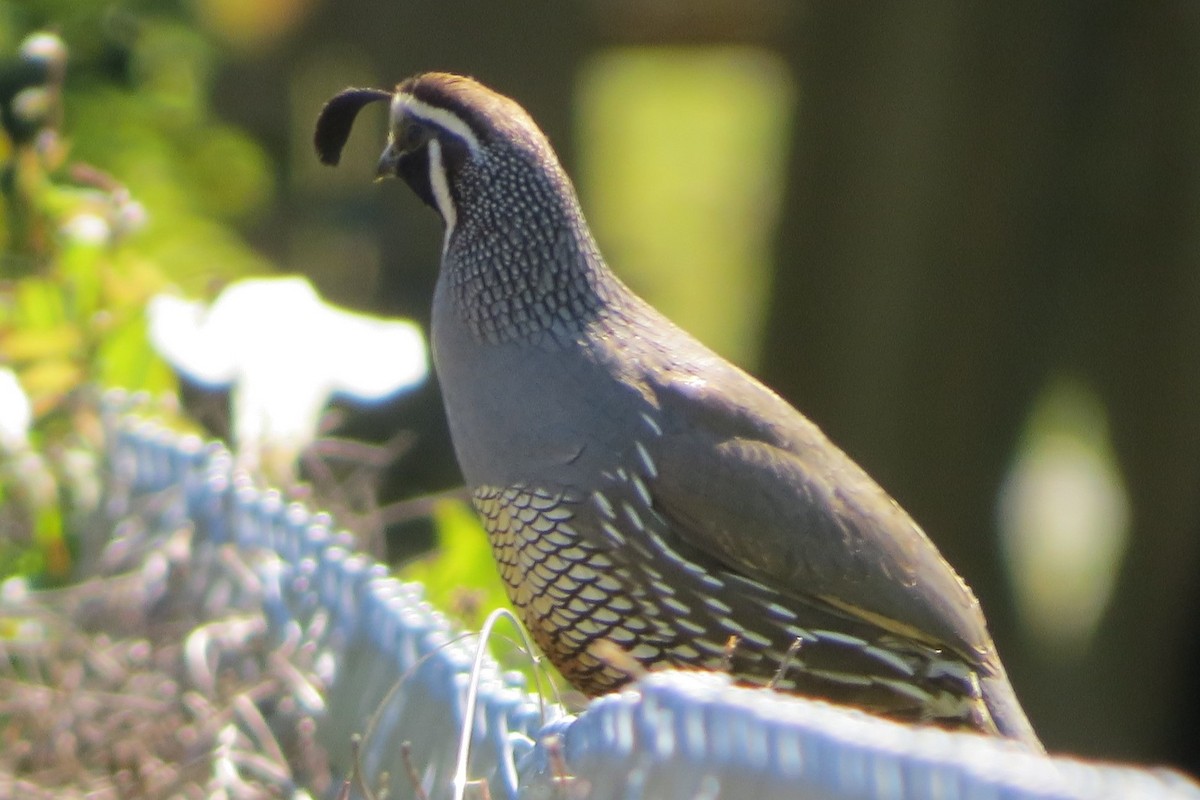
[314,87,391,166]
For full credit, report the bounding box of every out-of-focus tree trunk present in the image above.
[763,1,1200,763]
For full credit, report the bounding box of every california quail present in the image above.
[315,73,1042,748]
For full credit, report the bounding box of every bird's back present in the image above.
[435,266,1024,735]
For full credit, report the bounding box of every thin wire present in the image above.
[452,607,547,800]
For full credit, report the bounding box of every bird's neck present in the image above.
[441,155,626,345]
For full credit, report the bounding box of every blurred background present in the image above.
[2,0,1198,775]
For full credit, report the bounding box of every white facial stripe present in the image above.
[427,138,456,252]
[391,93,481,155]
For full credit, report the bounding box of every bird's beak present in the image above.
[375,143,400,181]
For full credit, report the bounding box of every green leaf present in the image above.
[400,499,513,624]
[399,499,564,694]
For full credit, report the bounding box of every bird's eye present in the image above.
[400,121,429,151]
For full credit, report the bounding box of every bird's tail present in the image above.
[980,662,1043,751]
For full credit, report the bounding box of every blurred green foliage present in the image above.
[400,499,515,624]
[578,48,794,369]
[0,2,274,584]
[400,499,568,697]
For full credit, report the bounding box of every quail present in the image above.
[315,73,1041,748]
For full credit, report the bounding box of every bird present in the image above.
[314,72,1042,748]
